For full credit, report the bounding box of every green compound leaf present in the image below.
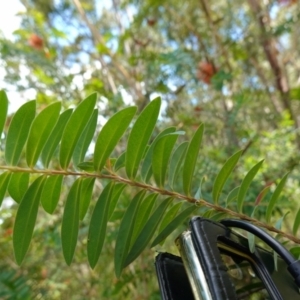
[141,127,176,182]
[26,102,61,167]
[5,101,36,166]
[151,205,198,247]
[152,134,179,188]
[0,172,11,207]
[60,93,97,169]
[266,173,289,223]
[61,178,82,265]
[88,182,114,269]
[41,175,63,214]
[114,190,146,278]
[212,150,242,204]
[8,172,30,203]
[125,197,173,267]
[13,176,46,265]
[0,90,8,140]
[126,98,161,179]
[94,106,136,172]
[73,109,98,168]
[41,109,73,168]
[79,177,95,220]
[182,124,204,195]
[237,160,264,212]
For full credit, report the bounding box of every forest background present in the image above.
[0,0,300,299]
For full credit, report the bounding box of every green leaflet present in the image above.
[114,190,146,277]
[0,90,8,140]
[182,124,204,195]
[237,160,264,212]
[13,176,46,265]
[87,182,114,268]
[41,175,63,214]
[293,208,300,235]
[79,177,95,220]
[152,134,179,187]
[41,109,72,168]
[225,186,240,206]
[114,152,126,171]
[212,150,242,204]
[125,98,161,179]
[94,106,137,172]
[141,127,176,182]
[8,172,30,203]
[158,202,183,234]
[60,93,97,169]
[125,197,173,267]
[0,172,11,207]
[61,178,82,265]
[73,109,98,168]
[169,142,188,190]
[77,161,94,172]
[130,193,159,242]
[5,101,36,166]
[108,183,126,220]
[266,173,289,223]
[151,205,198,247]
[26,102,61,167]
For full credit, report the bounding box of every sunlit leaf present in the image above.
[152,134,178,187]
[5,101,36,165]
[114,190,146,277]
[151,205,198,247]
[125,98,161,179]
[141,127,176,182]
[26,102,61,167]
[237,160,264,212]
[41,109,73,168]
[8,172,30,203]
[73,109,98,167]
[182,124,204,195]
[61,178,82,265]
[94,106,136,172]
[0,90,8,140]
[293,208,300,236]
[88,182,114,268]
[41,175,63,214]
[79,177,95,220]
[108,183,126,220]
[60,93,97,169]
[0,172,11,207]
[266,173,289,223]
[13,176,46,265]
[212,150,242,204]
[125,197,173,267]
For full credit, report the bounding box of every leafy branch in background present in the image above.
[1,90,300,278]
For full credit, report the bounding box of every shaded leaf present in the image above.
[151,205,198,247]
[41,175,63,214]
[5,101,36,165]
[26,102,61,167]
[125,98,161,179]
[41,109,73,168]
[60,93,97,169]
[77,161,94,172]
[169,142,188,190]
[108,183,126,220]
[88,182,114,268]
[266,173,289,223]
[73,109,98,167]
[114,190,146,277]
[0,172,11,207]
[182,124,204,195]
[13,176,46,265]
[79,177,95,220]
[125,197,173,267]
[293,208,300,236]
[8,172,30,203]
[194,176,206,200]
[114,152,126,171]
[94,106,136,172]
[226,186,240,206]
[141,127,176,182]
[255,185,271,206]
[152,134,178,187]
[158,202,182,234]
[0,90,8,140]
[61,178,82,265]
[237,160,264,212]
[212,150,242,204]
